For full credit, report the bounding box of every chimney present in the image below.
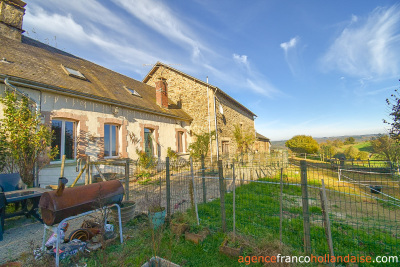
[0,0,26,42]
[155,77,168,109]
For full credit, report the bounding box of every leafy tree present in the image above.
[332,139,344,148]
[188,131,215,159]
[285,135,319,154]
[233,124,255,155]
[344,137,356,145]
[370,135,400,162]
[344,146,359,159]
[358,151,370,160]
[320,143,337,159]
[384,84,400,141]
[0,91,57,186]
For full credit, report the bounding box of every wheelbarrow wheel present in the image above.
[68,228,91,241]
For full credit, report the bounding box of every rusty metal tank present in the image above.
[39,180,124,226]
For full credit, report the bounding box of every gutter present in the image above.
[0,75,192,122]
[4,77,41,113]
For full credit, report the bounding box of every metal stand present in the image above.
[41,203,123,267]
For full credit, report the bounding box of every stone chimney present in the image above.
[155,77,168,109]
[0,0,26,42]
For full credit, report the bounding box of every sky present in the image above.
[22,0,400,141]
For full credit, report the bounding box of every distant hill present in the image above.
[271,134,382,150]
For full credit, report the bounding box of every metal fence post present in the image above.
[218,160,226,232]
[166,157,171,221]
[201,155,206,203]
[125,158,130,201]
[300,160,311,254]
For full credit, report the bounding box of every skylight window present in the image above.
[61,65,86,80]
[124,86,141,97]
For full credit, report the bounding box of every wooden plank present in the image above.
[320,179,335,263]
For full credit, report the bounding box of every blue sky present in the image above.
[23,0,400,141]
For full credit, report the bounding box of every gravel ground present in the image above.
[0,214,99,265]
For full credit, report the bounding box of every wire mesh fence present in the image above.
[124,154,399,262]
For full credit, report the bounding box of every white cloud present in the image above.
[24,5,159,72]
[246,79,280,98]
[321,5,400,78]
[280,36,300,75]
[112,0,205,59]
[233,53,248,66]
[280,37,298,52]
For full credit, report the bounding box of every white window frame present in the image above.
[104,124,119,158]
[51,119,77,162]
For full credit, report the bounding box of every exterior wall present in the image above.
[0,84,190,187]
[145,68,255,158]
[254,140,271,154]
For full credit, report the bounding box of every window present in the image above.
[51,120,76,161]
[177,131,184,153]
[61,65,86,80]
[144,128,154,157]
[104,124,119,157]
[124,86,141,97]
[222,141,229,155]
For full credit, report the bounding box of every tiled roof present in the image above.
[143,62,257,118]
[256,132,270,141]
[0,36,192,121]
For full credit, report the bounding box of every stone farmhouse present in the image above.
[0,0,269,187]
[143,63,270,158]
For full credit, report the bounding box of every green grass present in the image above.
[354,141,374,153]
[29,172,399,267]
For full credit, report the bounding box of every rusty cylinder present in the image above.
[39,180,124,226]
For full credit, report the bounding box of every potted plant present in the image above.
[112,200,136,225]
[184,223,210,244]
[147,197,166,229]
[170,212,190,237]
[219,232,243,258]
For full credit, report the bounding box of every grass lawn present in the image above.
[25,165,399,267]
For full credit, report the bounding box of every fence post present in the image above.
[190,157,200,225]
[201,155,206,203]
[218,160,226,232]
[87,156,91,184]
[300,160,311,254]
[232,160,236,238]
[125,158,130,201]
[279,167,283,248]
[319,179,334,263]
[165,157,171,222]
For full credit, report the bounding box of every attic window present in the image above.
[124,86,141,97]
[61,65,86,80]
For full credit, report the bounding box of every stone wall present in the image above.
[145,67,256,157]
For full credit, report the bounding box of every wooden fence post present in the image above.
[232,160,236,238]
[320,179,334,262]
[125,158,130,201]
[279,167,283,247]
[218,160,226,232]
[190,157,200,225]
[86,156,91,184]
[166,157,171,221]
[201,155,206,203]
[300,160,311,254]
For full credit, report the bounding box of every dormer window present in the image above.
[124,86,141,97]
[61,65,87,80]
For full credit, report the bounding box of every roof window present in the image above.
[61,65,86,80]
[124,86,141,97]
